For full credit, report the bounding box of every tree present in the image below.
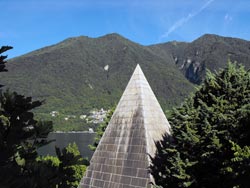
[0,46,12,73]
[0,46,12,88]
[0,46,88,188]
[37,143,89,188]
[55,143,89,187]
[0,91,54,188]
[0,46,53,188]
[150,62,250,188]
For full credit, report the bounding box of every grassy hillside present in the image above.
[0,33,194,131]
[2,33,249,131]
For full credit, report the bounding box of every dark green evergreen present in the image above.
[0,46,12,73]
[37,143,89,188]
[0,93,51,188]
[0,46,88,188]
[55,143,89,188]
[151,62,250,188]
[0,46,53,187]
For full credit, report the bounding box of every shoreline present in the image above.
[53,131,95,134]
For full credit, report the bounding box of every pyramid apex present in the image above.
[130,64,146,82]
[135,64,142,72]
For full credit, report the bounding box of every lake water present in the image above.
[38,132,95,160]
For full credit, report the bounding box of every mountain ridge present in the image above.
[1,33,250,130]
[149,33,250,83]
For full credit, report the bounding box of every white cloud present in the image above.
[224,14,233,22]
[160,0,215,39]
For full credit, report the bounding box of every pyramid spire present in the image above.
[79,64,171,188]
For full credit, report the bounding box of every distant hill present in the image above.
[0,33,193,130]
[150,34,250,84]
[0,33,249,130]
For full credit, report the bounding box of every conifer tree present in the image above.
[56,143,89,187]
[0,46,12,73]
[36,143,89,188]
[0,46,88,188]
[151,62,250,188]
[0,46,53,187]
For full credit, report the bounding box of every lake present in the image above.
[38,132,95,160]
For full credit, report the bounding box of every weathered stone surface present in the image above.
[79,64,171,188]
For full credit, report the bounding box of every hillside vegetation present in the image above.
[150,34,250,84]
[1,33,249,131]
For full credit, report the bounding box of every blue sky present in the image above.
[1,0,250,58]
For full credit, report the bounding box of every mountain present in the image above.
[0,33,194,130]
[1,33,249,130]
[150,34,250,84]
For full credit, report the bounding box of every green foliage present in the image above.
[36,111,93,132]
[37,155,60,166]
[151,34,250,84]
[0,94,87,188]
[0,34,195,131]
[151,62,250,188]
[0,46,12,74]
[0,46,55,188]
[36,143,89,188]
[0,47,88,188]
[0,90,53,188]
[55,142,89,188]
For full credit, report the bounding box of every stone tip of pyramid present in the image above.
[134,64,144,75]
[135,64,142,70]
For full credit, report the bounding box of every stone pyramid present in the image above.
[79,64,171,188]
